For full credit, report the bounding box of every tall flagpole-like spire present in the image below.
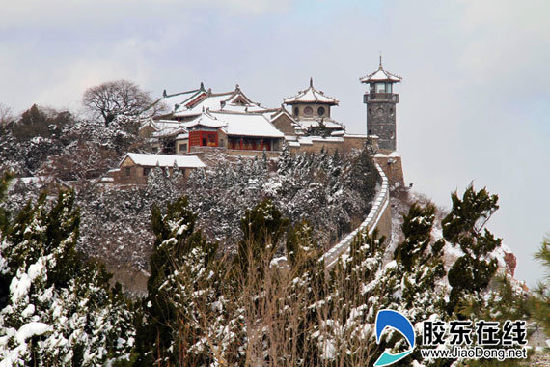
[379,53,383,68]
[310,77,313,88]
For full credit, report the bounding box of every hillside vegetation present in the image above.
[0,100,544,366]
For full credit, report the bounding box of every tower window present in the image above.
[317,106,325,116]
[293,107,298,116]
[304,106,313,115]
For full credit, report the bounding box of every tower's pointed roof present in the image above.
[284,78,339,105]
[360,57,402,83]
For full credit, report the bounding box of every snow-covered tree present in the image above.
[82,80,167,126]
[236,198,289,276]
[443,185,502,315]
[531,239,550,337]
[0,188,135,366]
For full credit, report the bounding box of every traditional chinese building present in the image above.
[112,61,407,186]
[360,58,405,189]
[140,79,369,158]
[111,153,206,184]
[284,78,345,137]
[174,110,285,154]
[149,85,285,154]
[360,57,402,152]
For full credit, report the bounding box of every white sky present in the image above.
[1,0,549,285]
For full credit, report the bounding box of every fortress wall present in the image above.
[373,154,405,190]
[189,146,281,159]
[321,162,392,269]
[342,135,368,154]
[292,140,344,155]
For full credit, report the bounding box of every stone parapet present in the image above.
[373,153,405,190]
[321,162,391,269]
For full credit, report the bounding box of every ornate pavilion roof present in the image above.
[360,57,402,83]
[284,78,339,105]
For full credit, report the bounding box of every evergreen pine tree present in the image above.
[0,189,134,365]
[443,185,502,315]
[236,199,289,276]
[140,196,227,365]
[142,196,197,364]
[531,239,550,336]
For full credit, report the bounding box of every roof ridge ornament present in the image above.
[359,57,402,83]
[283,80,339,105]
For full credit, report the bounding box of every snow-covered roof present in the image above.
[151,126,186,138]
[360,60,402,83]
[343,133,368,138]
[296,118,344,130]
[284,78,339,105]
[125,153,206,168]
[210,111,285,138]
[299,136,345,144]
[146,119,187,138]
[159,84,207,113]
[182,112,226,129]
[172,85,276,118]
[289,135,346,147]
[18,177,46,184]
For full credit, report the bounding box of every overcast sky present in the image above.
[1,0,549,286]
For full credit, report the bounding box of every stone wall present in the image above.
[115,158,148,185]
[176,139,189,154]
[189,146,281,159]
[270,113,297,136]
[342,135,368,154]
[113,157,195,185]
[289,140,343,155]
[287,135,369,156]
[373,153,405,190]
[321,162,392,269]
[367,100,397,151]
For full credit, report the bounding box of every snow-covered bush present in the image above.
[0,181,135,366]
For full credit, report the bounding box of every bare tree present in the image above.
[0,102,14,126]
[82,79,167,126]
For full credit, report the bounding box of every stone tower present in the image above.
[360,57,402,151]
